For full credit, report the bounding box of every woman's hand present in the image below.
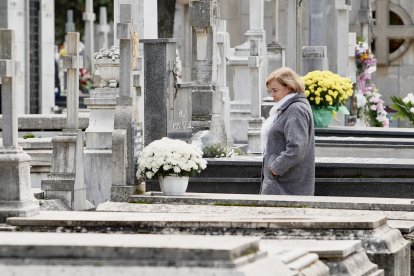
[271,170,278,176]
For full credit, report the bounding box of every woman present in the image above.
[260,67,315,195]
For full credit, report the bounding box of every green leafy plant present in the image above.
[390,95,414,125]
[22,133,35,139]
[202,144,241,158]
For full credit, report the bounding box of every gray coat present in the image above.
[260,93,315,195]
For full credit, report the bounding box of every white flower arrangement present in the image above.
[136,137,207,180]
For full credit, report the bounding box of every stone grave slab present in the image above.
[99,200,414,275]
[261,240,383,275]
[0,232,328,276]
[6,210,409,275]
[129,192,414,212]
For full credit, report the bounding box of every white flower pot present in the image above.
[159,176,189,196]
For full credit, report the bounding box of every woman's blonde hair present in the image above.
[266,67,305,93]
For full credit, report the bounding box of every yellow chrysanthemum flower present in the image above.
[302,70,354,108]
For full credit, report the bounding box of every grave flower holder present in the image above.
[302,70,353,128]
[159,175,189,196]
[311,106,334,128]
[136,137,207,196]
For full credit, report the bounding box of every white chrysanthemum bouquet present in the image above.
[136,137,207,180]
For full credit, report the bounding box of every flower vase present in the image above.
[312,107,334,128]
[159,175,189,196]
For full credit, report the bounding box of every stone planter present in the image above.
[94,59,120,88]
[159,176,189,196]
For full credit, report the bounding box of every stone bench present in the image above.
[0,231,328,275]
[7,211,409,276]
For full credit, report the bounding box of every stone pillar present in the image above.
[229,0,267,144]
[284,0,298,71]
[83,0,96,72]
[141,39,178,145]
[174,2,192,82]
[247,39,264,154]
[190,0,226,143]
[348,33,357,83]
[84,57,119,206]
[217,20,233,146]
[41,32,88,211]
[334,0,351,76]
[359,0,371,44]
[97,7,110,50]
[267,0,285,76]
[65,10,76,33]
[0,29,39,222]
[111,4,138,201]
[309,0,326,46]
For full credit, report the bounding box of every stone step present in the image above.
[197,157,414,178]
[316,143,414,159]
[315,126,414,138]
[173,156,414,198]
[315,136,414,145]
[147,177,414,198]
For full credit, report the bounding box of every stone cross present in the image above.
[63,32,83,129]
[42,32,88,211]
[0,28,39,221]
[374,0,414,65]
[97,7,110,50]
[117,4,133,98]
[113,3,136,188]
[83,0,96,71]
[0,29,17,148]
[65,10,76,33]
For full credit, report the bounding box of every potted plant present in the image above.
[136,137,207,196]
[302,70,353,127]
